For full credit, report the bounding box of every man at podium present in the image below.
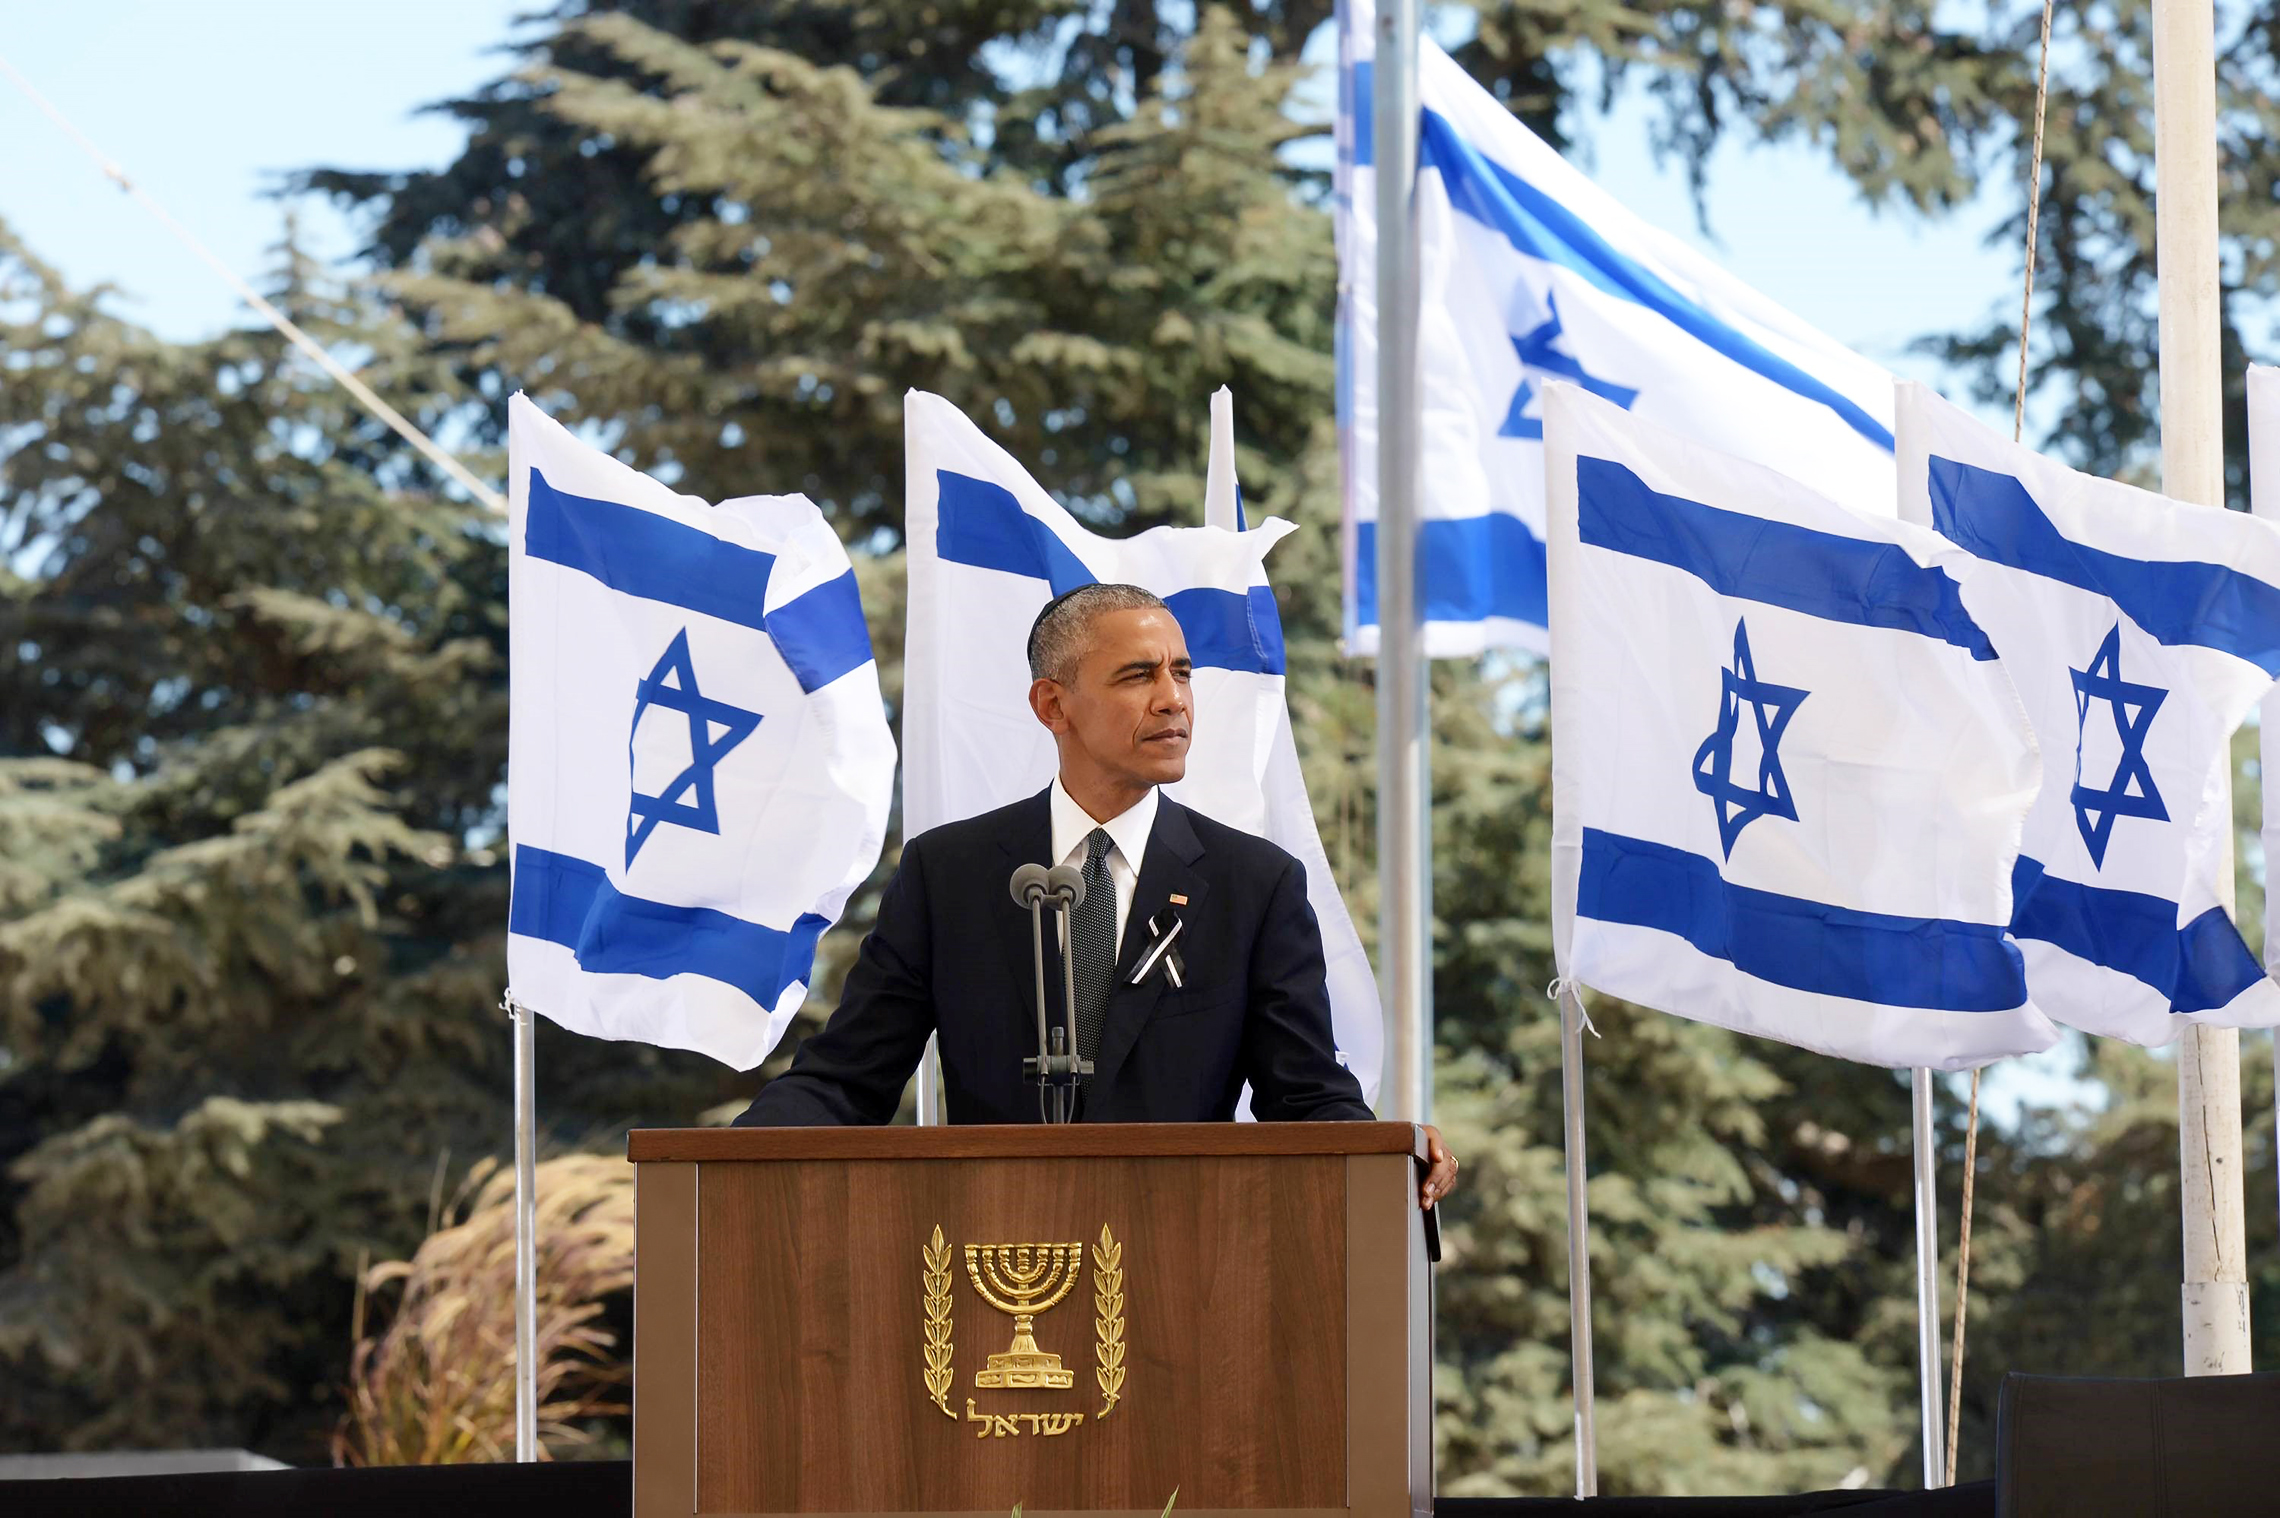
[740,585,1458,1206]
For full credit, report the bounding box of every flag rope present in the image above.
[1946,0,2055,1481]
[2009,0,2058,450]
[0,49,506,515]
[1944,1066,1985,1483]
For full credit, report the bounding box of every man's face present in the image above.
[1032,606,1194,789]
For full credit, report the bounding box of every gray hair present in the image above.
[1026,584,1167,683]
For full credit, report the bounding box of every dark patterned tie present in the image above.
[1069,827,1117,1063]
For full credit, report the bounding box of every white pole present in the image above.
[511,999,539,1459]
[1557,984,1598,1497]
[1373,0,1432,1125]
[1909,1070,1948,1486]
[2152,0,2254,1376]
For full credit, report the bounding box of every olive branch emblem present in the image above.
[921,1224,956,1417]
[1093,1224,1126,1415]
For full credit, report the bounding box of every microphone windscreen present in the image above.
[1008,862,1052,907]
[1045,861,1087,909]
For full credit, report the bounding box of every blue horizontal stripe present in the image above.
[934,469,1286,675]
[1163,585,1285,675]
[1352,62,1888,452]
[526,468,873,690]
[1578,828,2027,1012]
[1355,514,1549,630]
[525,468,773,631]
[765,570,873,693]
[510,845,829,1009]
[1350,60,1374,170]
[1409,103,1893,454]
[1929,457,2280,675]
[1578,457,1995,658]
[2009,856,2265,1016]
[936,470,1092,595]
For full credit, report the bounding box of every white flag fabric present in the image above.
[903,390,1384,1104]
[1897,382,2280,1044]
[1336,9,1895,657]
[506,395,895,1069]
[1546,383,2055,1069]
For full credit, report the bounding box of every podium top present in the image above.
[626,1119,1426,1163]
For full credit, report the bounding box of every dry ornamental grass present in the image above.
[334,1153,634,1465]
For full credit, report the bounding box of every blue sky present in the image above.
[4,1,2023,396]
[2,1,538,338]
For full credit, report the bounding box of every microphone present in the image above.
[1008,862,1052,908]
[1044,862,1086,910]
[1008,859,1094,1121]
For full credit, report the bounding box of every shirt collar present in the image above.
[1049,776,1157,876]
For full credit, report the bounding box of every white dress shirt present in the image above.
[1048,776,1157,961]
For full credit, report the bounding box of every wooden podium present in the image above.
[627,1123,1433,1518]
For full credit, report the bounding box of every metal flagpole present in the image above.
[917,1034,943,1125]
[1373,0,1432,1124]
[510,998,539,1460]
[2151,0,2254,1376]
[1909,1070,1948,1486]
[1558,983,1599,1497]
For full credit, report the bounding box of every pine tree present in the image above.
[0,219,741,1456]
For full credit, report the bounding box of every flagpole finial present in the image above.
[1205,388,1241,531]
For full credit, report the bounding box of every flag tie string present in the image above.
[1948,0,2054,1483]
[1545,977,1599,1036]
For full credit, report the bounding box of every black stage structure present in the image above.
[29,1371,2280,1517]
[2,1463,1994,1518]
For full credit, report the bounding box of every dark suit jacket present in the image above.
[737,787,1374,1125]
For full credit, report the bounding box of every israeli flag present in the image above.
[506,396,895,1069]
[903,390,1384,1104]
[1546,383,2055,1070]
[1898,383,2280,1044]
[1337,12,1896,656]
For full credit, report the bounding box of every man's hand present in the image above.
[1420,1124,1459,1209]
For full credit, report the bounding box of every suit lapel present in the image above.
[1088,798,1211,1095]
[993,790,1058,1058]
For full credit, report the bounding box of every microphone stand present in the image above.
[1057,881,1081,1124]
[1011,863,1093,1123]
[1025,885,1057,1121]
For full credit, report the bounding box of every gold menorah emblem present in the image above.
[963,1242,1084,1389]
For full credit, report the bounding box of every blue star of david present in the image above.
[1692,618,1809,859]
[2069,622,2168,868]
[1498,294,1642,440]
[624,628,763,868]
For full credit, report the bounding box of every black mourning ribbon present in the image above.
[1127,910,1185,989]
